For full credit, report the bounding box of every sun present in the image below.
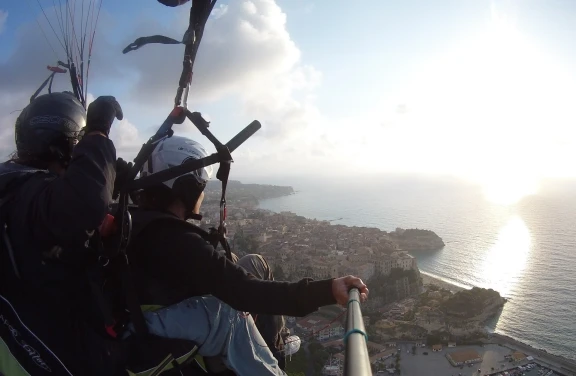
[481,174,539,205]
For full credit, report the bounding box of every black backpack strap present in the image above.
[0,170,44,279]
[0,191,21,278]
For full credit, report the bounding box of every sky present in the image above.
[1,0,576,201]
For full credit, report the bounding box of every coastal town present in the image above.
[198,181,576,376]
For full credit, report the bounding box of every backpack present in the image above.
[0,169,83,376]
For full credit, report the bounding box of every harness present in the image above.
[113,0,261,340]
[0,171,207,375]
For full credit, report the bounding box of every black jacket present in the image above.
[0,134,116,295]
[0,134,117,375]
[128,209,337,317]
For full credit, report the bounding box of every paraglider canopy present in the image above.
[157,0,191,6]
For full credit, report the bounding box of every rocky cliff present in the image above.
[367,269,423,306]
[388,228,445,251]
[412,286,506,337]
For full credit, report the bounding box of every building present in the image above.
[392,252,416,270]
[373,254,394,275]
[363,316,370,327]
[296,316,328,333]
[322,365,341,376]
[316,322,344,341]
[446,350,483,366]
[357,263,375,281]
[432,344,443,352]
[349,247,373,264]
[366,341,386,353]
[321,339,344,349]
[312,261,338,279]
[369,349,396,364]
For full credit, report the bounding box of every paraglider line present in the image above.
[66,0,83,72]
[32,0,66,54]
[51,0,67,51]
[85,0,103,100]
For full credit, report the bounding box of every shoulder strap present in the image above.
[0,170,43,279]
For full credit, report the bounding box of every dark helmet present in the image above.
[15,92,86,165]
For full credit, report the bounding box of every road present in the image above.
[489,334,576,376]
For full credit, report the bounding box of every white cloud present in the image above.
[0,1,324,173]
[122,0,322,139]
[108,118,145,155]
[0,10,7,35]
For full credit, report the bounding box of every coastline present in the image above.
[256,187,576,368]
[419,272,576,372]
[419,270,470,292]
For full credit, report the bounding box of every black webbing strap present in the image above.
[216,155,232,261]
[0,170,43,279]
[86,264,115,329]
[149,354,176,376]
[120,258,149,335]
[122,35,182,54]
[0,192,21,279]
[47,73,55,94]
[30,72,57,103]
[116,199,149,335]
[175,0,215,106]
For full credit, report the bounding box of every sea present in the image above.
[255,175,576,360]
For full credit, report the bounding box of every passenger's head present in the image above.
[138,136,212,220]
[14,92,85,172]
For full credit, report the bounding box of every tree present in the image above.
[274,265,287,281]
[285,352,307,374]
[308,342,324,354]
[426,333,442,346]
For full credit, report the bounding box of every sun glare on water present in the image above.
[481,216,531,297]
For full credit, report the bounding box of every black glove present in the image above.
[113,157,134,200]
[86,96,124,136]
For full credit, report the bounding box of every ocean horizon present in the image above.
[255,175,576,360]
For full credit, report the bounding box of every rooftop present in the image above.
[369,349,397,364]
[447,349,482,363]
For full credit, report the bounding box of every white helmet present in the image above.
[140,135,213,188]
[139,136,213,217]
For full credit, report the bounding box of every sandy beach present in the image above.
[420,271,468,292]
